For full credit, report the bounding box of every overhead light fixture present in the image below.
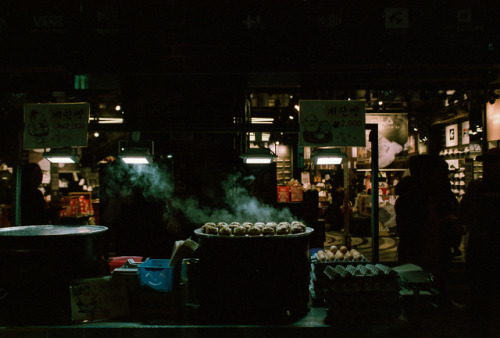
[90,117,124,124]
[251,117,274,124]
[241,147,277,164]
[118,139,154,164]
[312,148,346,165]
[43,147,79,164]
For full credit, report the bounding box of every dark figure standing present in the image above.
[395,155,459,305]
[20,163,59,225]
[459,147,500,337]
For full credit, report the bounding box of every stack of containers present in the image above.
[321,263,401,324]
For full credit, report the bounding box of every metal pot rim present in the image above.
[0,225,108,237]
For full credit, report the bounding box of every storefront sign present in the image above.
[23,103,90,149]
[385,8,409,29]
[299,100,365,147]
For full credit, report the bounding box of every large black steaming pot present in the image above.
[195,227,313,323]
[0,225,108,324]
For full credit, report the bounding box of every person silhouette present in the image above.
[459,147,500,336]
[395,155,459,306]
[20,163,59,225]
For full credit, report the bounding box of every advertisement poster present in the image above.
[487,100,500,141]
[357,113,409,169]
[445,124,458,147]
[461,121,470,145]
[23,103,90,149]
[299,100,365,147]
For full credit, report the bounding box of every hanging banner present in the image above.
[23,103,90,149]
[299,100,365,147]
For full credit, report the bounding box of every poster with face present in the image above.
[446,124,458,147]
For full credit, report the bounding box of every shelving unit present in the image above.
[276,157,292,185]
[440,144,482,199]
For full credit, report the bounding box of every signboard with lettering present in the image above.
[277,186,290,203]
[23,103,90,149]
[290,186,304,202]
[299,100,365,147]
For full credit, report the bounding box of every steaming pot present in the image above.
[194,227,313,323]
[0,225,108,324]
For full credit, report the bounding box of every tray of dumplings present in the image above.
[196,221,314,238]
[312,245,368,264]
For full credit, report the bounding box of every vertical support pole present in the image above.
[14,128,23,226]
[368,124,379,263]
[343,146,350,247]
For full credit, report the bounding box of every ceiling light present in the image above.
[251,117,274,124]
[43,148,79,163]
[118,140,154,165]
[312,148,346,165]
[241,147,277,164]
[120,156,151,164]
[90,117,124,124]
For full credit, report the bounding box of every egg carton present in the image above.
[311,251,369,268]
[321,264,400,294]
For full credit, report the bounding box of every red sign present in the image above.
[290,186,304,202]
[277,186,290,203]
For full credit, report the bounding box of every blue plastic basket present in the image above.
[138,259,175,292]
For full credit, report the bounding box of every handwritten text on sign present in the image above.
[23,103,90,149]
[299,100,365,146]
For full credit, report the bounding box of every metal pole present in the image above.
[343,146,350,247]
[14,128,23,226]
[368,123,379,263]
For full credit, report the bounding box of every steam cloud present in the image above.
[102,161,296,227]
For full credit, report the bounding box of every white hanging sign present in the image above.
[23,103,90,149]
[299,100,366,147]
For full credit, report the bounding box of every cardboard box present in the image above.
[70,276,129,322]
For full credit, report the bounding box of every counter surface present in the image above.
[0,307,410,338]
